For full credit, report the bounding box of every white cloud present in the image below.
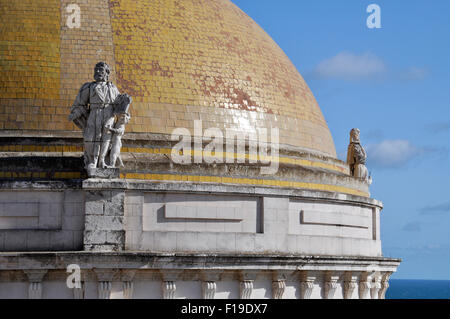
[399,66,429,81]
[310,52,429,82]
[366,139,425,168]
[312,51,387,80]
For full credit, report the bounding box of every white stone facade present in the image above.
[0,180,400,299]
[0,253,398,299]
[124,191,381,257]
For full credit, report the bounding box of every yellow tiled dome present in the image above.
[0,0,336,157]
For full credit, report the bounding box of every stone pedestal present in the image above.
[86,168,120,179]
[83,179,125,252]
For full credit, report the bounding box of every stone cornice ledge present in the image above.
[0,252,401,272]
[0,179,383,208]
[82,179,383,208]
[0,179,382,208]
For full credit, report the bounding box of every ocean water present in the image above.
[386,279,450,299]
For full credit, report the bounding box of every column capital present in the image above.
[239,271,258,282]
[121,269,137,282]
[379,272,393,299]
[93,268,117,282]
[343,272,358,299]
[359,272,374,299]
[371,274,383,299]
[323,272,340,299]
[24,269,47,282]
[161,270,183,282]
[272,270,291,282]
[201,271,223,282]
[299,271,316,299]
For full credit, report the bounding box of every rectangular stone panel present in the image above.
[164,203,243,221]
[1,190,84,251]
[288,200,373,239]
[0,217,38,230]
[0,203,39,217]
[0,191,63,230]
[300,210,370,229]
[141,193,259,233]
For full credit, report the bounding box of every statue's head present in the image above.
[117,113,131,125]
[350,128,360,143]
[94,62,110,82]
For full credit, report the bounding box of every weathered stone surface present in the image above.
[83,188,125,252]
[104,192,125,216]
[85,190,107,202]
[85,216,124,231]
[0,156,84,179]
[86,168,119,179]
[84,231,107,245]
[84,231,124,248]
[106,231,125,245]
[85,201,104,216]
[84,244,121,252]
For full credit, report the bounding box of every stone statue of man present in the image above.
[68,62,120,170]
[346,128,371,183]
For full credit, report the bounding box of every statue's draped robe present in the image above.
[72,81,120,167]
[347,142,368,180]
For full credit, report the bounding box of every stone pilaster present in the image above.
[239,272,257,299]
[71,267,86,299]
[122,270,136,299]
[202,282,217,299]
[379,272,392,299]
[343,272,358,299]
[123,281,133,299]
[98,281,112,299]
[83,186,126,252]
[359,272,373,299]
[323,272,340,299]
[299,271,316,299]
[24,270,47,299]
[73,282,85,299]
[272,271,288,299]
[161,270,182,299]
[163,281,176,299]
[240,281,253,299]
[272,280,286,299]
[94,269,117,299]
[201,272,221,299]
[371,275,382,299]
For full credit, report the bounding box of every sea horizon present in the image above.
[386,279,450,299]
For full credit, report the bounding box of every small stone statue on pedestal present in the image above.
[346,128,371,184]
[104,112,131,168]
[68,62,132,177]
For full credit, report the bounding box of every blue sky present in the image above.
[232,0,450,280]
